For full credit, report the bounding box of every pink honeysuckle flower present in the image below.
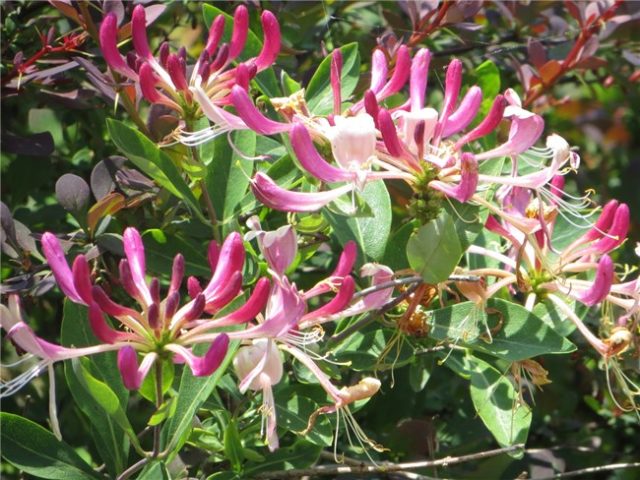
[0,295,127,398]
[22,228,270,394]
[182,224,389,451]
[233,339,283,451]
[98,5,281,146]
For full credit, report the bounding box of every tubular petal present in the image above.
[291,123,353,183]
[99,13,137,78]
[443,86,483,138]
[255,11,280,70]
[576,255,614,306]
[304,275,355,320]
[251,172,354,213]
[88,303,128,344]
[123,227,153,306]
[230,86,291,135]
[376,45,411,100]
[72,255,93,304]
[41,233,84,304]
[228,5,249,60]
[205,15,226,56]
[410,48,431,111]
[214,277,271,326]
[131,5,152,59]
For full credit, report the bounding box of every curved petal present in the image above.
[575,255,614,306]
[443,86,482,138]
[410,48,431,111]
[254,11,281,70]
[41,233,84,304]
[230,86,291,135]
[290,123,353,183]
[123,227,152,306]
[228,5,249,61]
[99,13,137,78]
[251,172,355,212]
[429,152,478,203]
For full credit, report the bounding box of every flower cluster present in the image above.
[2,3,639,466]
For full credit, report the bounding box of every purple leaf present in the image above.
[55,173,91,215]
[2,132,54,156]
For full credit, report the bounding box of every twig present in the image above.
[353,275,480,300]
[116,458,149,480]
[317,451,438,480]
[329,282,422,344]
[534,462,640,480]
[253,444,523,479]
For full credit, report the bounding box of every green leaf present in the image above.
[71,358,143,453]
[382,220,417,270]
[61,301,129,476]
[306,42,361,115]
[334,328,413,371]
[136,461,170,480]
[161,340,240,456]
[224,419,244,473]
[142,229,210,277]
[0,413,100,480]
[275,395,333,446]
[204,130,256,236]
[202,4,279,97]
[427,298,576,362]
[407,211,463,283]
[323,180,391,262]
[468,356,530,451]
[244,440,322,476]
[106,119,203,220]
[475,60,501,117]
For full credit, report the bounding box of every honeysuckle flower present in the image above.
[233,46,551,215]
[467,180,636,359]
[233,338,283,451]
[186,222,388,451]
[22,228,270,394]
[98,5,281,145]
[0,295,125,398]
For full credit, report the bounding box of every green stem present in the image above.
[152,361,163,458]
[186,120,221,242]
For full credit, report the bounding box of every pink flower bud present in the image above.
[370,49,388,94]
[455,94,507,149]
[376,45,411,100]
[187,276,202,299]
[99,13,137,78]
[131,5,152,60]
[167,54,189,93]
[88,303,127,344]
[410,48,431,111]
[72,255,93,304]
[205,15,226,56]
[91,286,139,318]
[443,86,482,138]
[168,254,184,297]
[254,11,281,71]
[229,5,249,60]
[187,333,229,376]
